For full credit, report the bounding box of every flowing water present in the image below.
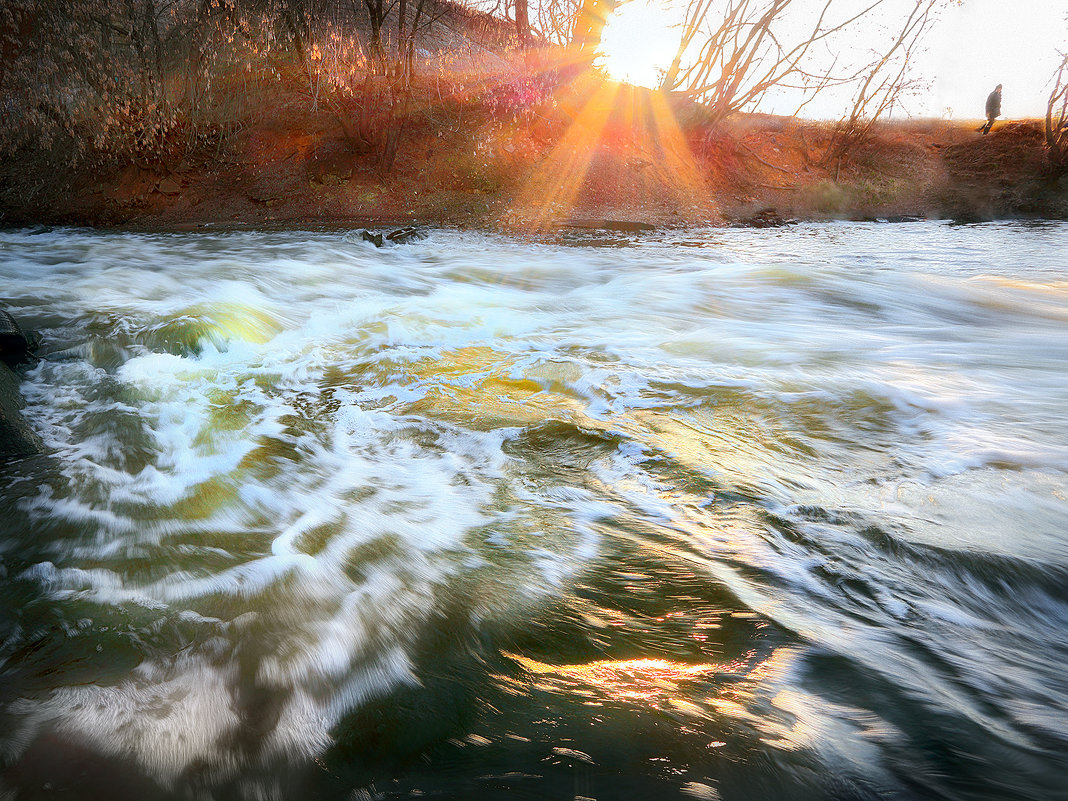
[0,222,1066,801]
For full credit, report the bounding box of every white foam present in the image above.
[10,654,241,781]
[5,223,1067,784]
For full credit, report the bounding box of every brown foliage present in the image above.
[0,0,507,173]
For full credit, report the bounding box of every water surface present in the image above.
[1,221,1066,800]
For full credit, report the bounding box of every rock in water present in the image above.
[0,362,43,460]
[736,208,795,228]
[359,229,385,247]
[0,310,44,460]
[0,309,37,368]
[358,227,425,247]
[386,226,425,245]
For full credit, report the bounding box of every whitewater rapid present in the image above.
[0,221,1065,800]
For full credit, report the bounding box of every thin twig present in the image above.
[738,140,792,173]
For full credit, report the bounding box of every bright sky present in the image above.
[595,0,1067,120]
[925,0,1066,119]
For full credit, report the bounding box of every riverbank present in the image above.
[2,73,1066,231]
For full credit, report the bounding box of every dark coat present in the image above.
[986,88,1002,120]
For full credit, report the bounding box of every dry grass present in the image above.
[2,70,1065,229]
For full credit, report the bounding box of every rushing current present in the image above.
[0,222,1065,801]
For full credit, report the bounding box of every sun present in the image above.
[595,0,681,89]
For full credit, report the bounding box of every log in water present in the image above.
[0,222,1065,800]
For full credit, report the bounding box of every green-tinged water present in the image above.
[0,222,1066,801]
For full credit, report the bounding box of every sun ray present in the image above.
[510,79,622,231]
[646,87,707,203]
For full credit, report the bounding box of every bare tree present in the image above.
[0,0,186,163]
[0,0,379,166]
[822,0,941,162]
[515,0,530,44]
[1046,50,1068,173]
[357,0,392,68]
[658,0,945,129]
[535,0,581,44]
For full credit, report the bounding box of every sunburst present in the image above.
[595,0,680,90]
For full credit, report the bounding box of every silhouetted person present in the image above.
[980,84,1001,135]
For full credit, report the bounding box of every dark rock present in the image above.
[949,210,991,225]
[737,208,795,228]
[359,229,385,247]
[0,362,43,460]
[0,309,38,368]
[386,226,425,245]
[358,227,425,247]
[0,310,43,460]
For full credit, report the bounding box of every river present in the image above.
[0,221,1065,800]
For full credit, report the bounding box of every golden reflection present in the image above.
[969,275,1068,323]
[406,345,610,429]
[505,653,722,711]
[502,647,797,722]
[627,408,773,494]
[972,275,1068,293]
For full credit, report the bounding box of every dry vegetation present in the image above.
[3,82,1064,231]
[0,0,1065,229]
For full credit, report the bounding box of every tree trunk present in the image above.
[570,0,615,55]
[515,0,529,46]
